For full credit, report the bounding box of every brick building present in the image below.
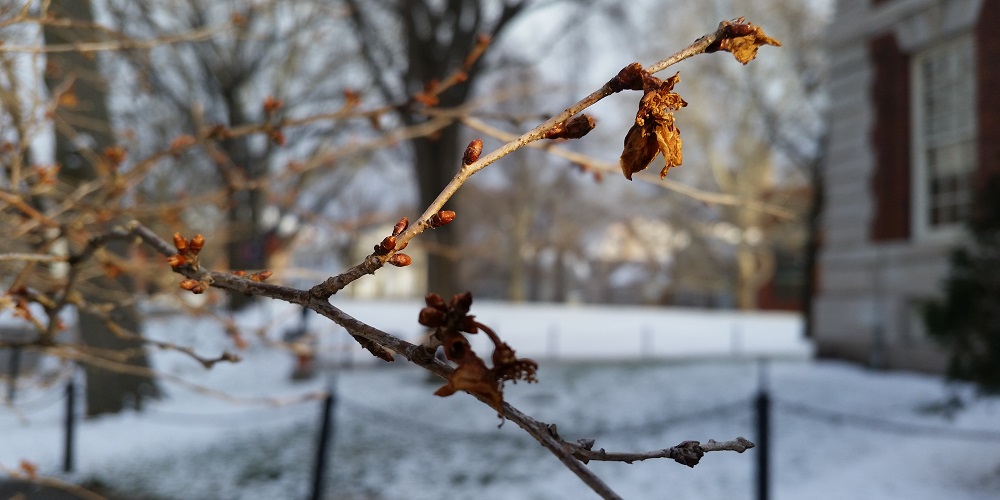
[815,0,999,371]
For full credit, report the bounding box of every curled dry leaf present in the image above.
[708,18,782,65]
[620,72,687,180]
[420,292,537,414]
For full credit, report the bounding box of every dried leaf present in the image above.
[713,19,782,65]
[619,73,687,180]
[620,124,660,180]
[434,352,502,411]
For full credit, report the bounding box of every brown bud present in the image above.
[189,234,205,253]
[544,115,596,140]
[167,254,187,268]
[429,210,456,228]
[425,292,447,311]
[269,130,286,146]
[463,139,483,165]
[379,235,397,254]
[103,146,127,168]
[418,306,447,327]
[233,270,247,277]
[388,253,412,267]
[450,291,473,314]
[251,270,273,282]
[169,135,196,151]
[263,95,283,114]
[392,217,409,237]
[608,62,646,93]
[179,279,200,291]
[173,232,187,252]
[458,316,479,334]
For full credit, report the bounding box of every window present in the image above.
[911,33,977,238]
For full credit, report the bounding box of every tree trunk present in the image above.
[412,122,464,297]
[221,87,266,311]
[44,0,159,417]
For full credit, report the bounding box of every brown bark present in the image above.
[43,0,159,416]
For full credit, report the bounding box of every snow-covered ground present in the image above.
[2,301,999,499]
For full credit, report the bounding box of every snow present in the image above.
[2,301,999,499]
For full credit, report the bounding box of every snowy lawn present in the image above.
[2,302,999,499]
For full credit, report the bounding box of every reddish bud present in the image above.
[250,270,273,282]
[545,115,596,140]
[392,217,409,237]
[263,95,283,114]
[233,270,247,277]
[463,139,483,165]
[189,234,205,253]
[343,88,361,107]
[103,146,127,168]
[418,306,447,327]
[167,254,187,268]
[429,210,456,228]
[450,292,473,314]
[173,233,187,252]
[169,135,196,152]
[380,235,397,253]
[425,292,447,311]
[608,62,646,93]
[179,279,200,291]
[269,130,286,146]
[388,253,412,267]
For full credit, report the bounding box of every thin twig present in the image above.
[566,436,755,466]
[460,116,797,219]
[309,20,740,299]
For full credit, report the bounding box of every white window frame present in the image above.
[910,32,977,242]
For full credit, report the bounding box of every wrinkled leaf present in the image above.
[620,73,687,180]
[713,20,781,65]
[435,349,503,410]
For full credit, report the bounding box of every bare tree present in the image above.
[41,0,160,416]
[105,0,374,310]
[2,8,784,498]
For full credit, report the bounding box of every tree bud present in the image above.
[388,253,412,267]
[429,210,456,228]
[463,139,483,165]
[189,234,205,253]
[392,217,409,237]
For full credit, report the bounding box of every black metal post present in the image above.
[756,360,770,500]
[6,347,22,402]
[64,378,76,473]
[310,378,337,500]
